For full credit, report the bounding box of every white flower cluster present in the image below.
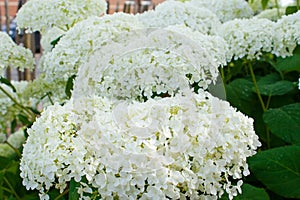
[275,10,300,53]
[137,1,221,35]
[73,27,225,100]
[0,32,34,76]
[16,0,107,34]
[190,0,254,22]
[41,13,144,82]
[219,11,300,61]
[20,91,261,200]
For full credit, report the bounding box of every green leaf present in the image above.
[261,0,269,10]
[286,6,299,15]
[276,46,300,72]
[0,156,12,170]
[65,75,76,99]
[17,114,31,126]
[69,179,80,200]
[263,103,300,145]
[50,35,64,49]
[236,184,269,200]
[249,145,300,198]
[10,119,17,134]
[0,77,16,93]
[226,78,260,116]
[256,73,294,96]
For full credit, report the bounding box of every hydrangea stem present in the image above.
[54,188,69,200]
[248,62,271,148]
[274,0,280,17]
[248,63,266,111]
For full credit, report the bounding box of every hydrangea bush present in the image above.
[19,7,263,198]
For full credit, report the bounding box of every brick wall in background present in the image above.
[0,0,19,25]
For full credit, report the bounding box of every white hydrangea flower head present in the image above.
[137,1,221,35]
[73,27,221,100]
[219,18,288,60]
[0,32,34,76]
[16,0,107,34]
[190,0,254,22]
[41,13,144,82]
[275,10,300,56]
[20,98,102,199]
[20,91,261,199]
[40,27,66,53]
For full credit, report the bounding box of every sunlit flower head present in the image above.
[73,27,222,100]
[20,91,261,199]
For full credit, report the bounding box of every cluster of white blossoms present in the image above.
[16,0,107,34]
[0,32,34,76]
[189,0,254,22]
[20,90,261,200]
[219,18,277,60]
[219,11,300,61]
[137,1,221,35]
[73,27,226,100]
[41,13,144,82]
[275,10,300,53]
